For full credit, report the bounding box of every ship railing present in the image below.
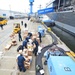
[53,5,74,12]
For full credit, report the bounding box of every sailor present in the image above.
[17,45,23,52]
[44,49,50,65]
[18,30,22,42]
[21,21,23,25]
[28,32,32,38]
[38,32,42,43]
[28,16,30,20]
[22,39,27,49]
[24,23,27,28]
[16,50,26,72]
[32,38,39,56]
[26,36,30,42]
[44,49,50,60]
[0,25,3,30]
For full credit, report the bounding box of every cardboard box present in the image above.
[24,62,30,69]
[12,39,16,43]
[24,56,32,62]
[11,42,17,46]
[32,32,37,36]
[25,64,30,69]
[28,50,33,56]
[5,44,11,50]
[10,33,15,37]
[28,56,32,60]
[25,57,29,61]
[32,36,37,40]
[28,56,32,63]
[24,53,28,58]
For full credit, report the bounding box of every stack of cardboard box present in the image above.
[10,33,17,46]
[23,48,33,69]
[5,33,17,50]
[22,31,41,69]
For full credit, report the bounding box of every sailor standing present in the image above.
[32,38,39,56]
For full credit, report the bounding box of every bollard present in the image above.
[47,27,51,32]
[42,22,44,24]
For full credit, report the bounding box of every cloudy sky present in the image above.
[0,0,53,13]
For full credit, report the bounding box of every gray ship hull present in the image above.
[47,10,75,27]
[46,10,75,36]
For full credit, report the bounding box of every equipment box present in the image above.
[47,56,75,75]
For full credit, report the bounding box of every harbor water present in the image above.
[51,26,75,52]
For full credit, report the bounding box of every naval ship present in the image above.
[46,0,75,36]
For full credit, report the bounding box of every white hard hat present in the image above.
[19,50,22,54]
[29,39,32,42]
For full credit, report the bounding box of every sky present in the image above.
[0,0,53,13]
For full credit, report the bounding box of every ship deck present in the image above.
[0,18,71,75]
